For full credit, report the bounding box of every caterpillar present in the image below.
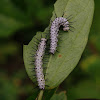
[50,17,70,54]
[34,38,47,90]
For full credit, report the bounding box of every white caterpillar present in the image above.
[35,38,47,90]
[50,17,70,54]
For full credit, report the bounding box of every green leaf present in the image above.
[45,0,94,88]
[23,0,94,89]
[50,91,67,100]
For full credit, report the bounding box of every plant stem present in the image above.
[38,90,44,100]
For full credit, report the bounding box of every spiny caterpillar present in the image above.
[50,17,70,54]
[34,38,47,90]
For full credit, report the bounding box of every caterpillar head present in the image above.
[41,38,47,41]
[63,27,70,31]
[63,21,70,31]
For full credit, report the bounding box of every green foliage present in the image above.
[26,88,39,100]
[43,87,57,100]
[0,43,18,63]
[50,91,67,100]
[0,73,18,100]
[23,0,94,90]
[67,80,100,99]
[0,0,32,38]
[0,0,53,37]
[27,87,57,100]
[80,55,100,78]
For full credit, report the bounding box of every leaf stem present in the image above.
[38,90,44,100]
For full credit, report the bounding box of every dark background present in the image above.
[0,0,99,100]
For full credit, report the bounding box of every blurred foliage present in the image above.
[0,0,99,100]
[67,80,100,100]
[50,91,67,100]
[27,87,57,100]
